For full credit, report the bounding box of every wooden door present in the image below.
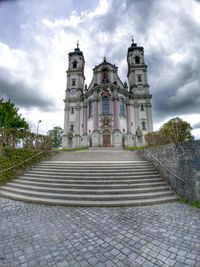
[103,131,111,146]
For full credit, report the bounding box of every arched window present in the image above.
[73,61,77,68]
[140,104,144,111]
[88,99,93,117]
[142,121,146,130]
[102,96,109,115]
[72,79,76,86]
[119,98,125,116]
[137,74,142,82]
[135,56,140,64]
[70,124,74,132]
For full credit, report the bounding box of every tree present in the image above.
[47,126,63,148]
[145,117,193,147]
[0,99,29,129]
[160,117,193,143]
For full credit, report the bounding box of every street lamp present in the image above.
[36,120,42,136]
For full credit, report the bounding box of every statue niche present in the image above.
[102,68,109,83]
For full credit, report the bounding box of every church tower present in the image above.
[127,39,153,145]
[62,43,85,148]
[62,41,153,148]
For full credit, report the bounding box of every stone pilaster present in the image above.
[114,99,119,130]
[126,102,131,134]
[146,102,153,132]
[64,103,69,133]
[133,101,139,130]
[75,105,81,135]
[83,104,87,134]
[93,99,99,131]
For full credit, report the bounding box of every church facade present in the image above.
[62,40,153,148]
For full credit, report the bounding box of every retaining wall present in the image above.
[140,141,200,200]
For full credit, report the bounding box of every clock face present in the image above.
[137,85,144,92]
[70,88,77,96]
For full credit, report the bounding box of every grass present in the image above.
[59,147,89,152]
[0,147,51,185]
[125,146,145,151]
[179,198,200,209]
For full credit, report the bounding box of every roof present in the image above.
[93,58,118,71]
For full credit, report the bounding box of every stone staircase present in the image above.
[0,149,178,206]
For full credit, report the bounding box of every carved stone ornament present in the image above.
[100,116,112,128]
[101,87,111,97]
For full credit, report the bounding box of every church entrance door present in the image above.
[103,130,111,146]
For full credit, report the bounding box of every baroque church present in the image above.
[62,40,153,148]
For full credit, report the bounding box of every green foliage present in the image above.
[0,148,51,184]
[0,128,52,150]
[145,117,193,147]
[179,198,200,209]
[125,146,145,151]
[47,126,63,148]
[61,147,88,152]
[0,99,29,129]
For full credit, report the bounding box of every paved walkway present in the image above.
[51,148,142,161]
[0,197,200,267]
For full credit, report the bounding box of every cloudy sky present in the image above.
[0,0,200,138]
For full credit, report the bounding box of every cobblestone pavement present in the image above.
[0,197,200,267]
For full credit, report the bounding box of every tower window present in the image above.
[137,74,142,82]
[119,98,125,116]
[140,104,144,111]
[73,61,77,68]
[102,96,109,115]
[70,124,74,132]
[88,99,93,117]
[72,79,76,86]
[71,107,74,114]
[135,56,140,64]
[142,121,146,130]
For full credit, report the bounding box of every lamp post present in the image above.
[36,120,41,148]
[36,120,42,136]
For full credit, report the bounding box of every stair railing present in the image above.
[0,151,43,174]
[145,150,190,196]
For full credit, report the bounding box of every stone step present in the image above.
[16,176,163,184]
[22,172,159,179]
[41,160,149,164]
[0,190,178,207]
[38,161,152,166]
[6,182,170,194]
[33,165,154,171]
[0,186,174,201]
[27,170,158,176]
[0,156,178,207]
[11,179,167,189]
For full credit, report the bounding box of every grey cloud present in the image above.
[0,67,55,111]
[152,56,200,121]
[193,122,200,129]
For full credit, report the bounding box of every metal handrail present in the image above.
[146,150,190,187]
[0,151,43,174]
